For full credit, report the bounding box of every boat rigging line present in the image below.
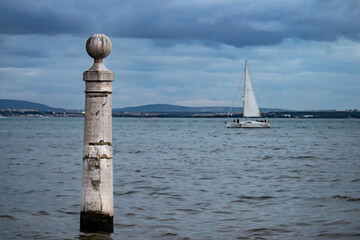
[226,69,244,120]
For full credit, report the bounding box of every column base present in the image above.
[80,211,113,233]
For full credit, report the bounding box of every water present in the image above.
[1,117,359,239]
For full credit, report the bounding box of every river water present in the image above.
[0,117,359,239]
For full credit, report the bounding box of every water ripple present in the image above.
[1,118,360,239]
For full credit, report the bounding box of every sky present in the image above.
[0,0,359,110]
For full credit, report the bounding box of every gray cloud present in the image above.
[1,0,359,47]
[0,1,84,35]
[0,34,359,110]
[1,1,360,110]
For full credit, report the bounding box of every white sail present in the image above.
[243,63,261,118]
[226,61,269,128]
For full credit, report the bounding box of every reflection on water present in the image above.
[0,118,360,239]
[76,233,113,240]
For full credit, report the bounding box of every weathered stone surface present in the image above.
[83,70,114,82]
[85,82,112,93]
[81,34,114,233]
[86,34,112,60]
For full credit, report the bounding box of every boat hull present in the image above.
[226,120,270,128]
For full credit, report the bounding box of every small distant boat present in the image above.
[226,61,270,128]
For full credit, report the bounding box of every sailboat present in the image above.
[226,61,270,128]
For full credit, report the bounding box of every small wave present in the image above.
[150,175,165,179]
[127,179,147,185]
[24,190,36,194]
[56,194,70,197]
[294,155,315,159]
[131,207,145,211]
[115,223,136,228]
[159,218,177,222]
[236,195,274,200]
[56,209,78,215]
[116,190,139,196]
[128,150,143,154]
[333,195,360,201]
[246,227,293,234]
[149,191,171,196]
[317,232,360,238]
[323,220,350,226]
[199,177,214,180]
[160,232,178,237]
[198,189,208,192]
[0,215,16,220]
[125,212,136,217]
[195,202,211,207]
[334,195,349,199]
[278,175,301,179]
[210,148,222,153]
[168,196,186,201]
[150,224,179,230]
[272,147,282,150]
[231,199,246,203]
[331,178,342,182]
[175,209,200,215]
[38,211,50,216]
[213,211,232,215]
[295,222,311,226]
[348,198,360,202]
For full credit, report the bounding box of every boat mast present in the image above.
[243,60,247,121]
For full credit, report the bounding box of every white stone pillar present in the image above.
[80,34,114,233]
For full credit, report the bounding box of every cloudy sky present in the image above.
[0,0,359,110]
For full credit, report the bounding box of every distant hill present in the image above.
[0,100,286,113]
[0,99,65,111]
[113,104,284,113]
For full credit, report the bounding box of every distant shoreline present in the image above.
[1,109,359,119]
[1,99,359,118]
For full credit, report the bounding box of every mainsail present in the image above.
[226,61,270,128]
[243,62,261,118]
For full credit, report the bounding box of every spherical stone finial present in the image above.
[86,34,112,60]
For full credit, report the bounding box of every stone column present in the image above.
[80,34,114,233]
